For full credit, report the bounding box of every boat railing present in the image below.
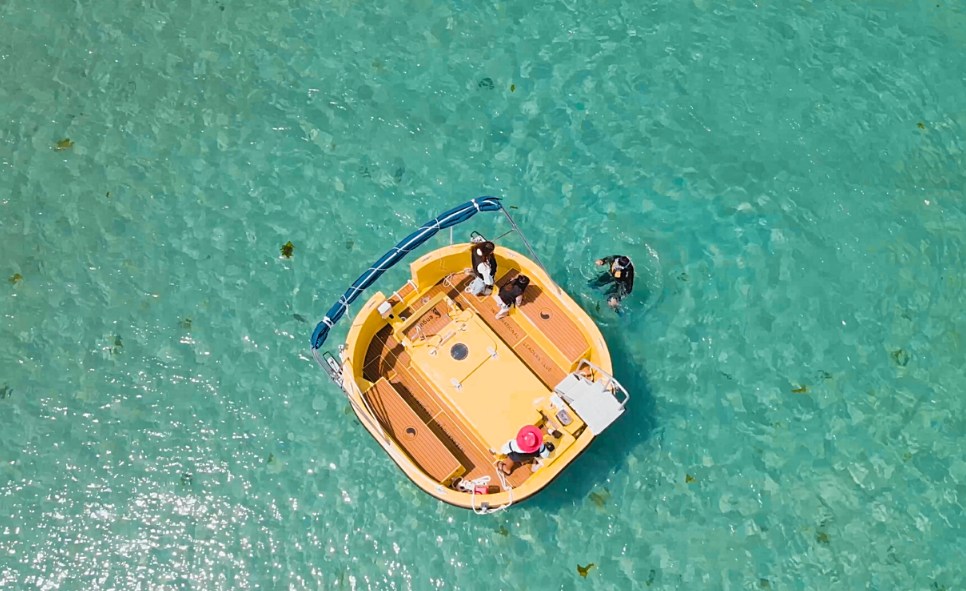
[576,358,630,407]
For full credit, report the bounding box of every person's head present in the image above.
[514,275,530,289]
[475,241,495,257]
[611,256,632,277]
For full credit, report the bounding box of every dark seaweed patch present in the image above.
[891,348,909,367]
[891,349,909,367]
[588,487,610,507]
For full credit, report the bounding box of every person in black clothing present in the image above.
[468,241,497,295]
[493,274,530,319]
[592,255,634,309]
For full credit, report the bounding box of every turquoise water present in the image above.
[2,0,965,588]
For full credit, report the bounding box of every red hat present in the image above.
[515,425,543,454]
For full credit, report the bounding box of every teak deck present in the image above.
[361,270,592,488]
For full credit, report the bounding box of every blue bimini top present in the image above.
[310,196,504,350]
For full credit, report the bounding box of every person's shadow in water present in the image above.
[526,325,658,513]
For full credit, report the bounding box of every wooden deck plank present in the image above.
[426,406,529,487]
[399,282,459,319]
[365,379,463,483]
[393,281,416,301]
[401,298,456,342]
[500,269,590,365]
[363,325,399,383]
[391,364,481,472]
[512,336,568,389]
[388,361,442,424]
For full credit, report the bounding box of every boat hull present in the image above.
[335,244,618,511]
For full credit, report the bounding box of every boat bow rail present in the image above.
[311,197,504,351]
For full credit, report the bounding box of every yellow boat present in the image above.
[311,197,629,513]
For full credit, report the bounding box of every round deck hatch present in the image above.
[450,343,469,360]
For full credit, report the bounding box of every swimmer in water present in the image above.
[591,255,634,309]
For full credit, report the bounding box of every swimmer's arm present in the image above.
[596,255,616,266]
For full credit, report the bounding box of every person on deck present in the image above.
[497,426,554,476]
[493,274,530,319]
[468,241,497,296]
[592,255,634,309]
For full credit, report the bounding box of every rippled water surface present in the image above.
[2,1,965,589]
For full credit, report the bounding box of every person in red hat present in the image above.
[497,425,555,475]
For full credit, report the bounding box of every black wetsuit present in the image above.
[498,280,527,307]
[592,255,634,301]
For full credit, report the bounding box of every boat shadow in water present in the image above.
[529,331,657,513]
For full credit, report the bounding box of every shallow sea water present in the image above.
[2,1,965,589]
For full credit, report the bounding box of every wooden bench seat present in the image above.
[365,378,464,484]
[500,270,590,368]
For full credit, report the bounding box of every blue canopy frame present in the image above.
[311,196,504,350]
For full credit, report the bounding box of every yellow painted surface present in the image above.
[408,295,547,451]
[533,429,576,470]
[537,398,586,439]
[344,291,386,386]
